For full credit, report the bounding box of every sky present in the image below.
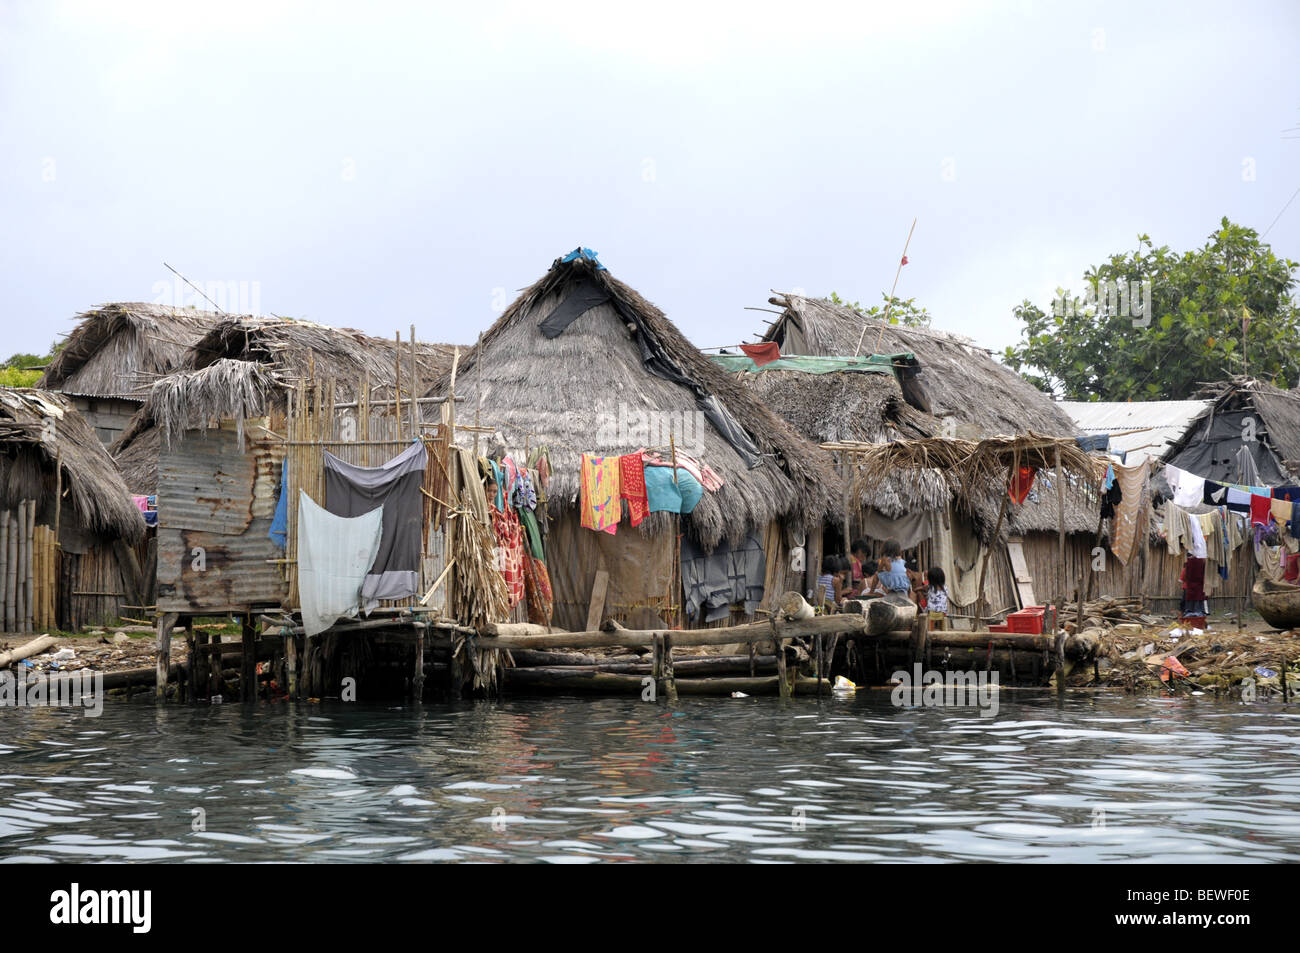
[1,0,1297,362]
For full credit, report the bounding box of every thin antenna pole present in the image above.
[854,218,917,357]
[163,262,225,313]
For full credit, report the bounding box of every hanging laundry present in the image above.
[1187,508,1207,559]
[739,341,782,367]
[1008,465,1037,504]
[324,441,428,610]
[1274,485,1300,502]
[1165,464,1206,508]
[642,450,724,492]
[269,459,288,549]
[519,506,545,562]
[1225,486,1251,514]
[1251,493,1273,526]
[1164,504,1192,556]
[1203,480,1227,506]
[1270,497,1292,532]
[1110,460,1149,566]
[524,555,553,626]
[297,491,385,638]
[579,453,622,534]
[619,453,649,527]
[491,503,526,607]
[644,464,704,514]
[680,532,766,622]
[512,468,537,510]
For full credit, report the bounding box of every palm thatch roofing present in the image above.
[0,389,144,541]
[110,316,461,494]
[747,293,1097,536]
[185,316,456,398]
[760,292,1080,437]
[426,252,839,547]
[38,303,216,399]
[1163,376,1300,484]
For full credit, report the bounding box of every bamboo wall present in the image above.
[0,501,56,633]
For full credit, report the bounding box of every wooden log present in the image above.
[778,590,814,621]
[663,632,677,703]
[0,634,57,668]
[482,622,558,638]
[155,612,179,698]
[501,668,821,696]
[866,596,917,636]
[507,656,779,677]
[429,614,868,651]
[874,629,1055,651]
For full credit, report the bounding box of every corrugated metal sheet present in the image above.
[156,426,288,612]
[1059,400,1211,463]
[158,428,256,535]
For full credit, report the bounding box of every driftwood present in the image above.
[0,634,57,668]
[865,596,917,636]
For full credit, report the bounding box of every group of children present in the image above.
[817,537,950,628]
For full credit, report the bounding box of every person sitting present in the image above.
[815,555,838,612]
[847,538,870,596]
[876,538,912,600]
[925,566,949,630]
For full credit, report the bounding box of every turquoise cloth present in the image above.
[644,466,704,514]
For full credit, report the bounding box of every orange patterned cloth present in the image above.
[524,556,554,626]
[491,504,526,607]
[580,453,622,534]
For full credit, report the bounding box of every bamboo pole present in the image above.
[974,476,1011,625]
[7,513,18,632]
[16,502,27,633]
[395,330,403,442]
[27,501,35,634]
[410,323,418,437]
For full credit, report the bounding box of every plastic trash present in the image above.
[52,648,75,660]
[729,691,749,698]
[1255,666,1277,679]
[833,676,856,691]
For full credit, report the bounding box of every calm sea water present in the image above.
[1,691,1298,863]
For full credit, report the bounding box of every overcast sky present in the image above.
[2,0,1297,362]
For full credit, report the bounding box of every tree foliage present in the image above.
[829,291,932,328]
[1,342,61,388]
[1003,218,1300,401]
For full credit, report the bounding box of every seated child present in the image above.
[925,566,949,630]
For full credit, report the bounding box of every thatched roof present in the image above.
[742,369,950,518]
[38,303,215,399]
[186,316,456,398]
[110,317,461,494]
[761,293,1080,438]
[427,252,838,547]
[1164,376,1300,483]
[747,293,1096,536]
[0,390,144,541]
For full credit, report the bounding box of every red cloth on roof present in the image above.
[1008,466,1037,505]
[739,342,781,367]
[619,453,649,527]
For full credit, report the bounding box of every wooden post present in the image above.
[410,323,419,436]
[975,477,1011,626]
[285,631,299,699]
[25,501,34,634]
[651,633,663,699]
[241,615,257,701]
[1054,446,1067,696]
[0,512,7,631]
[663,632,677,704]
[155,611,179,698]
[5,512,15,633]
[16,501,27,633]
[394,330,403,441]
[773,621,790,698]
[413,625,425,700]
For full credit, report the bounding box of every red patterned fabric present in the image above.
[619,453,649,527]
[739,342,781,367]
[491,504,526,607]
[524,556,554,626]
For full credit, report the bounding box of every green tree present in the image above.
[830,291,932,328]
[1,342,61,388]
[1005,219,1300,400]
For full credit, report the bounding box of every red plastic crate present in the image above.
[1006,606,1045,634]
[988,623,1010,633]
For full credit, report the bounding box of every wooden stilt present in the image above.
[155,611,179,698]
[663,632,677,704]
[241,616,256,701]
[285,632,299,698]
[413,626,425,700]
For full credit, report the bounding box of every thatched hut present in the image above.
[1163,377,1300,485]
[111,316,457,494]
[0,389,145,629]
[735,292,1098,615]
[37,303,215,444]
[427,251,838,631]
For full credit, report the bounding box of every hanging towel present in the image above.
[324,441,428,609]
[1009,465,1037,504]
[641,450,725,492]
[1204,480,1227,505]
[580,453,622,534]
[1270,497,1292,530]
[619,453,649,527]
[1187,509,1207,559]
[643,465,704,514]
[1274,485,1300,501]
[1225,486,1251,514]
[1166,464,1206,508]
[739,341,782,367]
[1251,493,1273,526]
[297,491,385,637]
[519,506,545,562]
[1164,504,1191,556]
[1110,459,1149,566]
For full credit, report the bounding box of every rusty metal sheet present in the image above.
[156,521,287,612]
[158,429,255,535]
